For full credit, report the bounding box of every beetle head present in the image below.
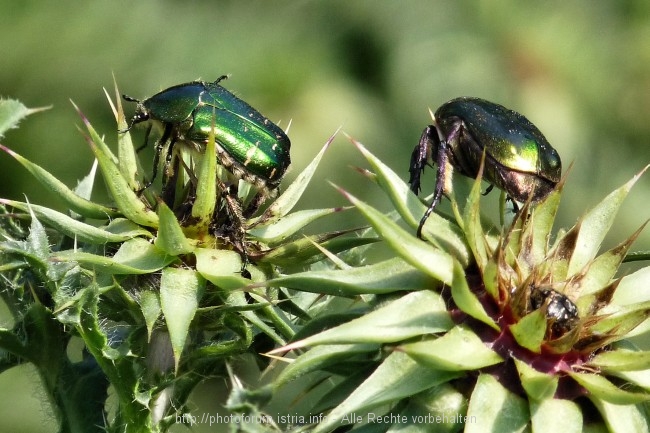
[120,94,149,132]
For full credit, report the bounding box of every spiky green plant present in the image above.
[0,92,372,433]
[4,88,650,433]
[264,138,650,433]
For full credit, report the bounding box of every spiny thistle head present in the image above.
[0,90,370,432]
[267,139,650,433]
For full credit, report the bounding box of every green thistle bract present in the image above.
[0,91,371,433]
[269,139,650,433]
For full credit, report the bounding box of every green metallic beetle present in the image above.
[409,97,561,238]
[122,75,291,195]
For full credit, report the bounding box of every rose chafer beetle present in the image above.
[409,97,561,238]
[122,75,291,196]
[530,286,579,337]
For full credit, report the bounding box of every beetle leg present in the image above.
[409,125,437,194]
[215,178,251,277]
[416,121,464,238]
[135,124,152,153]
[243,190,269,218]
[506,196,520,213]
[140,124,174,191]
[416,138,449,238]
[161,156,181,208]
[482,184,494,196]
[163,134,178,180]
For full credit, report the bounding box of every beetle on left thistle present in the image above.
[120,75,291,212]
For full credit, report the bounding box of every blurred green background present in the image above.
[1,1,650,431]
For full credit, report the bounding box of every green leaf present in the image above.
[275,343,379,388]
[577,225,644,296]
[108,83,147,191]
[75,102,159,228]
[0,305,64,374]
[0,328,30,363]
[450,261,498,330]
[191,120,217,229]
[399,384,468,433]
[313,351,461,433]
[509,309,547,353]
[588,301,650,339]
[569,371,650,404]
[160,267,205,372]
[482,256,500,299]
[53,237,177,274]
[308,369,373,417]
[613,267,650,306]
[14,304,113,433]
[465,374,529,433]
[23,304,66,379]
[589,349,650,372]
[352,137,469,266]
[463,158,490,269]
[74,153,97,203]
[0,145,119,219]
[267,257,439,296]
[196,247,292,344]
[1,199,135,244]
[74,290,113,375]
[249,207,349,245]
[0,99,49,138]
[222,290,288,345]
[566,165,648,277]
[513,358,558,401]
[527,185,562,264]
[154,201,194,255]
[256,132,335,224]
[75,286,150,430]
[258,230,377,266]
[530,398,582,433]
[339,187,454,285]
[274,291,453,351]
[103,218,153,239]
[401,325,502,371]
[609,369,650,391]
[26,206,50,261]
[502,201,524,263]
[589,399,650,433]
[188,315,252,361]
[138,290,161,341]
[195,248,263,290]
[291,310,363,341]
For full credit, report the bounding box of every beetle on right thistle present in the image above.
[409,97,562,238]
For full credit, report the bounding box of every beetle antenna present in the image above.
[122,94,140,103]
[214,74,230,84]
